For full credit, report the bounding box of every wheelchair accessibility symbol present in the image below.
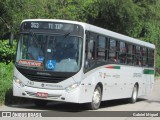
[46,60,56,70]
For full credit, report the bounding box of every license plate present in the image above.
[36,92,48,98]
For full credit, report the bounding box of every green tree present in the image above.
[0,0,160,72]
[0,1,12,39]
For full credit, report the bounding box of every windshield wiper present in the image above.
[63,32,71,39]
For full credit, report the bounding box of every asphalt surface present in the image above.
[0,79,160,120]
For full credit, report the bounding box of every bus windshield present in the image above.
[16,33,83,72]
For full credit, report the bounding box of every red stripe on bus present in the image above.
[105,66,114,69]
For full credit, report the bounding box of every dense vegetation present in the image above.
[0,62,13,104]
[0,0,160,104]
[0,0,160,65]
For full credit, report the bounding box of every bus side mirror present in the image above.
[9,32,14,46]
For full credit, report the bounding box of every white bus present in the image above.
[12,19,155,110]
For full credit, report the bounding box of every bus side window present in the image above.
[148,49,154,67]
[142,47,147,66]
[88,32,96,60]
[118,41,126,64]
[127,44,133,65]
[135,46,142,66]
[152,50,155,67]
[97,36,106,61]
[88,40,94,60]
[85,32,96,69]
[132,45,136,65]
[109,39,117,63]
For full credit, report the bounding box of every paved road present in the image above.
[0,80,160,120]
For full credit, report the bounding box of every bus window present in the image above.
[139,47,143,66]
[148,49,154,67]
[142,47,147,66]
[89,32,97,60]
[85,32,96,69]
[118,41,126,64]
[135,46,142,66]
[97,36,106,61]
[109,39,117,63]
[127,44,134,65]
[88,40,94,59]
[19,34,28,60]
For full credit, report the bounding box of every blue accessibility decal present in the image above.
[46,60,56,70]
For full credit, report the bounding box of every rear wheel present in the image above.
[88,85,102,110]
[129,84,138,103]
[34,99,48,107]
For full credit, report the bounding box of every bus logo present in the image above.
[41,83,45,87]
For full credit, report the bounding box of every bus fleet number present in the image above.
[31,22,39,29]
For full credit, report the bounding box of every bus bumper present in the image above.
[13,81,81,103]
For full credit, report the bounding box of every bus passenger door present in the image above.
[144,49,154,95]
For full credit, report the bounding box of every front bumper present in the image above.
[13,81,80,103]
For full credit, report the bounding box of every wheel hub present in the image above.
[92,89,100,104]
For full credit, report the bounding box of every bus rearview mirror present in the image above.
[9,32,14,46]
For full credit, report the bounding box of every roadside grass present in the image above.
[0,63,33,105]
[0,63,13,104]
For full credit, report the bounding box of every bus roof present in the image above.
[22,19,155,49]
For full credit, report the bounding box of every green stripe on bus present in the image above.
[143,69,154,74]
[114,66,120,69]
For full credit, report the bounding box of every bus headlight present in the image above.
[65,83,80,92]
[14,76,25,87]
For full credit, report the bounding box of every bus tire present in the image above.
[34,99,48,107]
[88,85,102,110]
[129,84,138,103]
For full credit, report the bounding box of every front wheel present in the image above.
[88,85,102,110]
[129,84,138,103]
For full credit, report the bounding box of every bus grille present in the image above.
[23,73,66,83]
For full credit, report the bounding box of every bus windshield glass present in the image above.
[16,32,83,72]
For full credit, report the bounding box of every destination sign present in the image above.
[27,22,63,30]
[21,22,82,32]
[21,21,84,37]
